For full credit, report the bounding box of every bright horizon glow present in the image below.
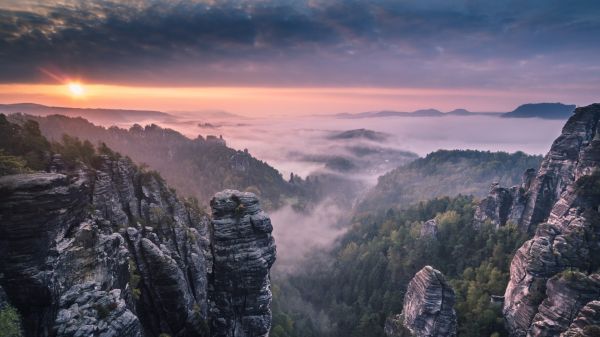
[67,82,85,98]
[0,83,595,117]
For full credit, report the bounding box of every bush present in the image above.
[0,305,23,337]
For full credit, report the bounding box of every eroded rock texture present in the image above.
[503,104,600,337]
[400,266,456,337]
[0,155,216,337]
[561,301,600,337]
[209,190,276,337]
[473,167,538,229]
[420,219,438,238]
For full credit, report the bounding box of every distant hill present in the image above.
[0,103,171,124]
[328,128,389,142]
[335,103,576,119]
[501,103,576,119]
[336,108,498,119]
[168,109,243,119]
[357,149,543,212]
[6,113,298,209]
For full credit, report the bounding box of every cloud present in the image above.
[0,0,599,88]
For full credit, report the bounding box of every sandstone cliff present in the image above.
[0,154,275,337]
[209,190,276,337]
[385,266,457,337]
[475,104,600,234]
[503,104,600,337]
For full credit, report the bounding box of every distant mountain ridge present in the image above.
[501,102,576,119]
[0,103,170,124]
[0,103,242,125]
[336,102,576,119]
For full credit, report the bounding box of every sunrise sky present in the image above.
[1,0,599,116]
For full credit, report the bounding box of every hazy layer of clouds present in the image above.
[183,113,564,271]
[1,0,599,91]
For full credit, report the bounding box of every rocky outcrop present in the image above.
[503,104,600,337]
[475,103,600,233]
[528,272,600,337]
[561,301,600,337]
[208,190,276,337]
[398,266,456,337]
[384,314,413,337]
[473,168,537,229]
[519,104,600,232]
[54,282,143,337]
[0,173,89,336]
[0,154,248,337]
[420,219,438,238]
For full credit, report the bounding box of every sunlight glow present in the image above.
[67,82,85,97]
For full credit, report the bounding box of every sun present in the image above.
[67,82,85,97]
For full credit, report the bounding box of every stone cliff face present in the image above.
[0,155,275,337]
[503,104,600,337]
[385,266,457,337]
[475,103,600,234]
[474,183,523,229]
[208,190,276,337]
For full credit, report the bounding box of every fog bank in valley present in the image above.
[109,113,566,270]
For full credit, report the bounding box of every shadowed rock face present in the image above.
[391,266,456,337]
[561,301,600,337]
[208,190,276,337]
[473,183,524,229]
[0,155,246,337]
[503,104,600,337]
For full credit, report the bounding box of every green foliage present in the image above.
[359,150,542,212]
[273,196,528,337]
[0,305,23,337]
[0,114,50,173]
[0,151,30,175]
[129,259,142,300]
[18,114,298,209]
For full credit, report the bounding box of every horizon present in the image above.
[0,98,579,118]
[1,1,599,116]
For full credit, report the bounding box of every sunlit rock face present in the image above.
[503,104,600,337]
[0,156,212,337]
[390,266,457,337]
[208,190,276,337]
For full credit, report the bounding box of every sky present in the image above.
[1,0,599,116]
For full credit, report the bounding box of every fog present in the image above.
[269,198,348,273]
[111,113,565,271]
[161,114,563,177]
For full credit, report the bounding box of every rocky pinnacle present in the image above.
[208,190,276,337]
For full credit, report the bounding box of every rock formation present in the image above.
[420,219,438,238]
[208,190,276,337]
[0,152,276,337]
[384,314,413,337]
[473,168,537,229]
[503,104,600,337]
[561,301,600,337]
[474,103,600,233]
[386,266,456,337]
